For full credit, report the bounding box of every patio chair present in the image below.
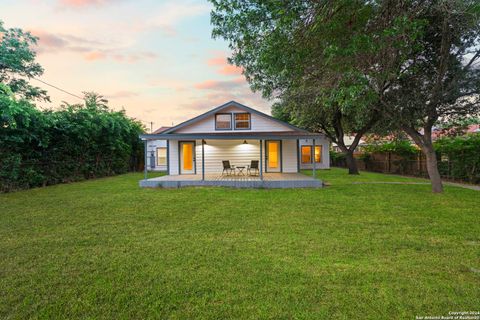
[247,160,259,176]
[222,160,235,175]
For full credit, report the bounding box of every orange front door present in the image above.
[180,142,195,174]
[267,141,281,172]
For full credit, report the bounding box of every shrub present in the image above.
[435,135,480,184]
[0,87,144,192]
[363,140,419,157]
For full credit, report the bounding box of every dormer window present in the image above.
[215,113,232,130]
[234,113,251,129]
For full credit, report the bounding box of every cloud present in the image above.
[30,29,103,54]
[58,0,118,8]
[84,51,106,61]
[83,50,158,62]
[181,90,271,114]
[188,76,271,114]
[143,0,211,37]
[106,90,139,98]
[30,29,158,63]
[194,77,244,90]
[147,1,210,27]
[207,54,243,76]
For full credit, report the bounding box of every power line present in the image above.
[32,77,84,100]
[0,58,84,100]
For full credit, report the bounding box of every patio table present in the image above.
[236,166,246,175]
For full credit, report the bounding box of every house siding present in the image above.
[166,139,299,175]
[168,140,179,175]
[146,140,167,171]
[195,139,261,174]
[298,138,330,169]
[282,139,298,173]
[175,106,294,133]
[160,137,329,175]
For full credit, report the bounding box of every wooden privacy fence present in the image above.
[332,151,478,183]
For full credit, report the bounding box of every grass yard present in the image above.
[1,168,479,319]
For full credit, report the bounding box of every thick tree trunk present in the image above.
[402,125,444,193]
[424,144,443,193]
[345,150,359,175]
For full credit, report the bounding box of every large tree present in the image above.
[0,20,49,101]
[365,1,480,192]
[211,1,480,191]
[210,0,419,174]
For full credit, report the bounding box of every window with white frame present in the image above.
[157,147,167,166]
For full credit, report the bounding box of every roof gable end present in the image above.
[163,101,307,134]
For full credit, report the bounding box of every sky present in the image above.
[1,0,271,131]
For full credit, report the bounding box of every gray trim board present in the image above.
[143,140,147,180]
[167,140,170,175]
[296,139,300,173]
[259,139,263,180]
[141,133,324,141]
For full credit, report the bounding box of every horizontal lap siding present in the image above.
[146,140,167,171]
[169,140,179,175]
[195,139,261,174]
[299,138,330,169]
[175,106,294,133]
[282,140,298,173]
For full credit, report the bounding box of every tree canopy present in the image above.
[0,21,144,192]
[211,0,480,191]
[0,20,49,101]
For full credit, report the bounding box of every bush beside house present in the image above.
[0,87,144,192]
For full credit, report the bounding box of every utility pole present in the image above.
[149,121,154,133]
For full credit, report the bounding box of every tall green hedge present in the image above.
[0,85,144,192]
[435,135,480,184]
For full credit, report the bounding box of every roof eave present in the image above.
[139,132,326,141]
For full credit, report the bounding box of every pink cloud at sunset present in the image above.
[59,0,114,8]
[84,51,105,61]
[207,54,243,76]
[2,0,271,128]
[83,50,158,63]
[194,77,244,90]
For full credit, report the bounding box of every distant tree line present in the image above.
[0,21,144,192]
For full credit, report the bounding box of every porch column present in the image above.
[144,139,147,180]
[201,139,205,181]
[259,139,263,180]
[312,139,316,179]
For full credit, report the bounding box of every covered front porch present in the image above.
[140,131,327,189]
[140,172,322,188]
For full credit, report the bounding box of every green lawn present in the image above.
[1,169,479,319]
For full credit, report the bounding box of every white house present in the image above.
[140,101,329,188]
[146,126,170,172]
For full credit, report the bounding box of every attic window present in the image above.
[234,113,251,129]
[215,113,232,130]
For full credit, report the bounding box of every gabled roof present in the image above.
[161,100,308,134]
[152,126,171,134]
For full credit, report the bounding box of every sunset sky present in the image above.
[2,0,271,130]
